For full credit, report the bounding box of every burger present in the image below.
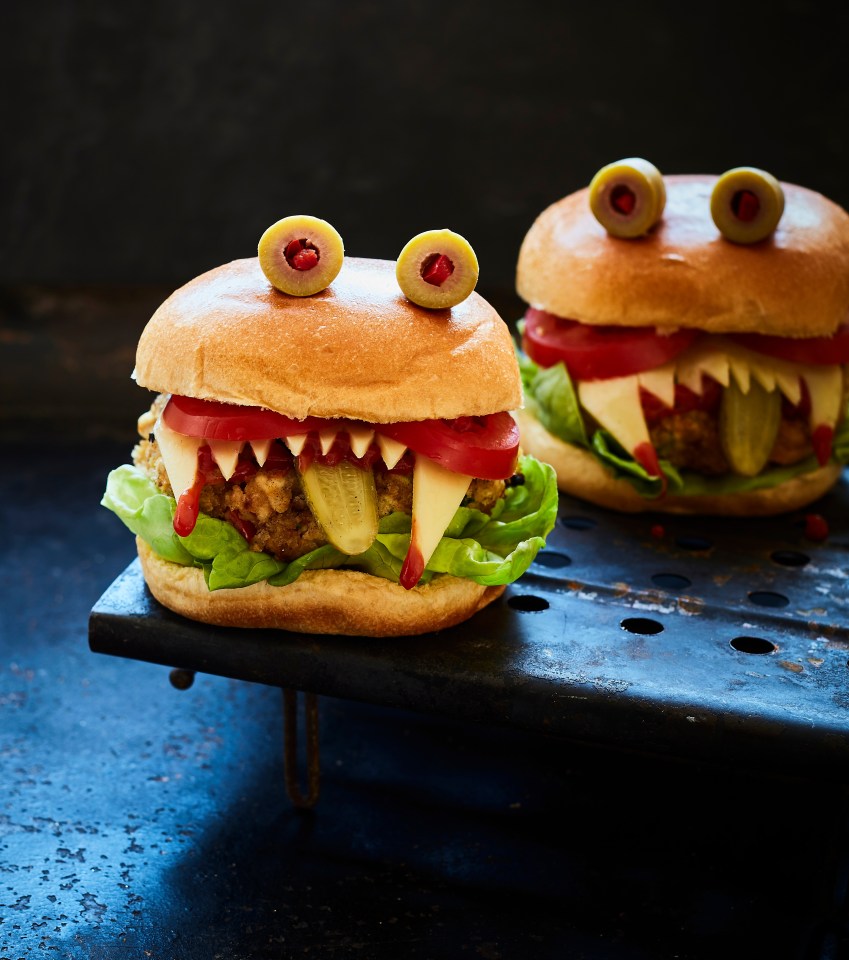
[515,160,849,515]
[101,216,557,636]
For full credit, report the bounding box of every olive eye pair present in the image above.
[258,216,478,308]
[589,159,785,244]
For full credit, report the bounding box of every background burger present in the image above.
[102,217,557,636]
[515,160,849,515]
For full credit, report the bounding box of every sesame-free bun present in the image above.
[514,409,842,516]
[517,175,849,338]
[136,538,504,636]
[135,256,521,422]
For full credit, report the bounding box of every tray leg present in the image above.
[282,688,320,809]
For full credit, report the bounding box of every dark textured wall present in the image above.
[2,2,848,292]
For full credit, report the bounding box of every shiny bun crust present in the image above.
[135,257,521,422]
[514,409,843,516]
[517,175,849,338]
[137,538,505,637]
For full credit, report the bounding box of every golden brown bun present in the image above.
[135,256,521,422]
[514,409,843,516]
[517,175,849,338]
[136,538,504,636]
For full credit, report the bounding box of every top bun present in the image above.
[135,256,522,423]
[517,174,849,338]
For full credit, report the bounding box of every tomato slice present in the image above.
[161,396,518,480]
[162,395,327,440]
[522,308,700,380]
[730,320,849,365]
[375,413,519,480]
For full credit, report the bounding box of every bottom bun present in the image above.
[137,538,504,636]
[515,409,843,516]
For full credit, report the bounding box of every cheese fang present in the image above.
[400,457,473,590]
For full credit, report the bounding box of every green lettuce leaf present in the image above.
[101,456,558,592]
[519,348,849,500]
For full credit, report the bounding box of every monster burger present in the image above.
[102,216,557,636]
[516,160,849,514]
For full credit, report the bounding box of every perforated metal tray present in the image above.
[89,474,849,778]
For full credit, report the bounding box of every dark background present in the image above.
[4,5,849,958]
[3,1,848,291]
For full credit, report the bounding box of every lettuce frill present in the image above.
[102,455,558,591]
[519,351,849,499]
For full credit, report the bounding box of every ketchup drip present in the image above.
[400,522,425,590]
[633,441,668,496]
[812,425,835,467]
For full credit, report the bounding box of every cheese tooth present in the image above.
[285,434,308,456]
[578,375,651,454]
[377,434,407,469]
[748,356,776,394]
[318,429,338,456]
[801,364,843,428]
[207,439,243,480]
[727,353,751,394]
[250,439,272,467]
[773,368,803,407]
[675,340,730,393]
[347,425,375,459]
[407,456,472,577]
[153,416,203,498]
[638,362,676,408]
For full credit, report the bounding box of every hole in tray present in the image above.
[731,636,776,655]
[561,515,597,531]
[675,535,713,551]
[508,594,550,612]
[748,590,789,608]
[532,550,572,569]
[771,549,810,568]
[621,617,664,635]
[651,572,692,591]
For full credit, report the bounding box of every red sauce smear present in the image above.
[421,253,454,287]
[285,238,319,271]
[400,523,425,590]
[812,425,835,467]
[633,441,668,496]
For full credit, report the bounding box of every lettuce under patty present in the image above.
[519,351,849,500]
[102,455,558,591]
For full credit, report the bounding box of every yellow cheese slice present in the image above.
[285,434,308,456]
[207,439,244,480]
[409,457,472,573]
[318,428,337,455]
[377,434,407,469]
[800,364,843,428]
[153,417,203,497]
[637,363,676,409]
[578,375,650,453]
[347,425,375,458]
[250,439,272,467]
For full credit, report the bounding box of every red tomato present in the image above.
[375,413,519,480]
[522,308,700,380]
[730,320,849,365]
[161,396,518,479]
[162,395,326,440]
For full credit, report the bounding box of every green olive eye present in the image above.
[710,167,784,244]
[588,158,666,238]
[258,214,345,295]
[396,229,479,309]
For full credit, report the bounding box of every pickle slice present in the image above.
[299,460,378,555]
[719,379,781,476]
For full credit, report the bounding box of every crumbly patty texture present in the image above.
[133,429,506,563]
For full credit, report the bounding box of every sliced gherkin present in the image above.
[299,461,378,555]
[719,379,782,476]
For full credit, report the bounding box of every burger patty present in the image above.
[133,435,507,563]
[648,406,816,476]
